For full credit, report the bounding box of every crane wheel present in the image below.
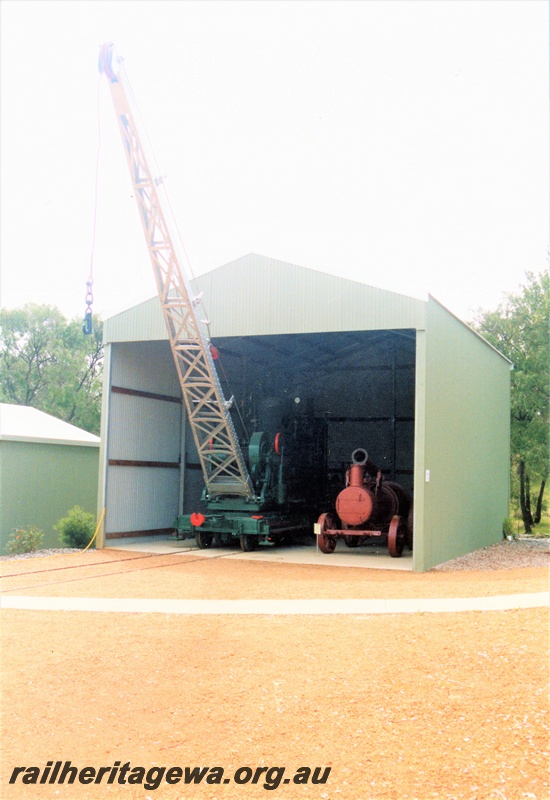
[240,534,256,552]
[196,531,213,549]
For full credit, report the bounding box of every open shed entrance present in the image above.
[182,328,416,521]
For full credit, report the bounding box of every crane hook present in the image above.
[82,311,93,336]
[82,280,94,335]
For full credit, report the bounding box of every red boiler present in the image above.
[316,448,413,558]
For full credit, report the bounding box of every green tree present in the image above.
[473,271,549,533]
[0,304,103,434]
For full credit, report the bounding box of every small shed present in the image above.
[97,254,511,571]
[0,404,100,553]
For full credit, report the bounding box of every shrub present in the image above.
[6,526,45,555]
[54,505,95,548]
[502,517,515,540]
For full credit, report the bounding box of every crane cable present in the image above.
[83,75,103,335]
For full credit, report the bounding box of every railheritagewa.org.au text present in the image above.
[9,761,331,791]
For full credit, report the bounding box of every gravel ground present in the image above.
[1,543,548,800]
[429,538,550,571]
[0,548,82,561]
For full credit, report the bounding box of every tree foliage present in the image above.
[0,304,103,434]
[473,271,549,532]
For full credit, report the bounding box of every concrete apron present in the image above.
[105,537,414,571]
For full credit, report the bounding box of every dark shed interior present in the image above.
[182,329,416,515]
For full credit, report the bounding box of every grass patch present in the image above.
[511,512,550,537]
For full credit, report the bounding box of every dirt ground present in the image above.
[1,549,549,800]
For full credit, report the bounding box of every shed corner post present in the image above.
[178,401,187,515]
[412,328,428,572]
[96,342,113,549]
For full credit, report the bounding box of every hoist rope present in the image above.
[83,75,103,335]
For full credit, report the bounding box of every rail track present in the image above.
[0,550,237,594]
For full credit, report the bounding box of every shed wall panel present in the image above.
[111,341,181,396]
[0,441,99,552]
[419,297,510,570]
[104,255,426,343]
[105,466,180,534]
[104,298,167,343]
[108,393,181,462]
[197,256,426,336]
[102,341,183,537]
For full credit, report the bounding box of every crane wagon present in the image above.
[98,43,323,551]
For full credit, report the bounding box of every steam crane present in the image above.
[98,43,314,551]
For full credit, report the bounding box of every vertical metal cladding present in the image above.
[103,256,426,344]
[191,254,426,339]
[420,296,511,569]
[104,342,183,536]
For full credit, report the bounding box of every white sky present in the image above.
[0,0,548,323]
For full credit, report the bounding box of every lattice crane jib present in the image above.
[98,43,254,501]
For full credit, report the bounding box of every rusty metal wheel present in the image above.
[343,535,361,548]
[317,512,337,554]
[387,515,405,557]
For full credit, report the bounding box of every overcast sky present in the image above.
[0,0,548,323]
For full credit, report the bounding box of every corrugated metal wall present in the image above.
[101,341,184,537]
[414,297,511,570]
[0,441,98,552]
[103,255,426,344]
[197,255,426,336]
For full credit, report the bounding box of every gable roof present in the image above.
[104,253,427,343]
[0,404,100,447]
[102,253,510,364]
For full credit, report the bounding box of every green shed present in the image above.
[97,254,511,571]
[0,404,100,553]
